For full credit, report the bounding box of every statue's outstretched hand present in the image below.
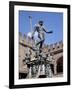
[47,31,53,33]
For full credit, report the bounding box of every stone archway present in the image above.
[57,56,63,74]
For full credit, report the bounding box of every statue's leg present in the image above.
[35,33,45,52]
[39,40,44,53]
[36,65,41,78]
[36,39,44,53]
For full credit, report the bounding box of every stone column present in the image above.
[28,66,32,78]
[54,62,57,75]
[36,65,41,78]
[42,64,45,75]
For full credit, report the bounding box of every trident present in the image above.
[29,16,32,32]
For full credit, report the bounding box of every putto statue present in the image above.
[32,21,53,52]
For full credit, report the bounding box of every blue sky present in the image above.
[19,10,63,45]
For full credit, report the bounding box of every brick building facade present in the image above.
[19,32,63,79]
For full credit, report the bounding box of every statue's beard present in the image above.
[39,23,43,26]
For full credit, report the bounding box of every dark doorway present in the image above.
[57,56,63,73]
